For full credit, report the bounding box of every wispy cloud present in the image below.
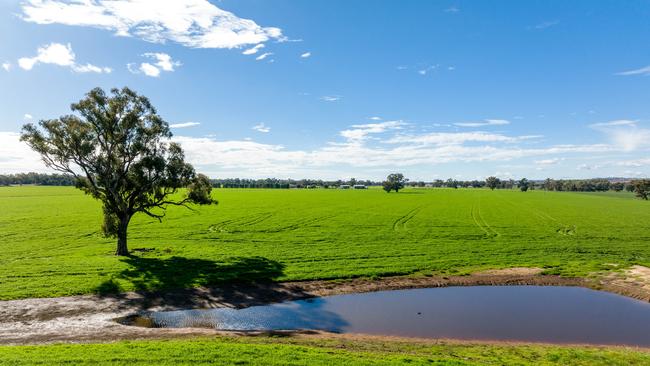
[256,52,273,61]
[128,53,180,77]
[340,121,406,142]
[535,158,562,165]
[242,44,265,55]
[21,0,285,50]
[590,120,650,151]
[1,62,10,71]
[528,20,559,30]
[616,65,650,76]
[300,52,311,58]
[320,95,342,102]
[368,116,382,121]
[170,122,200,128]
[454,119,510,127]
[252,123,270,133]
[18,43,111,73]
[23,114,33,120]
[444,6,460,13]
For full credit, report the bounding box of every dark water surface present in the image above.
[127,286,650,346]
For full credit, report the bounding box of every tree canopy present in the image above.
[382,173,407,193]
[21,87,215,256]
[485,176,501,190]
[632,179,650,200]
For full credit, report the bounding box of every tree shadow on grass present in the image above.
[95,256,313,310]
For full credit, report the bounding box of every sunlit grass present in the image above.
[0,186,648,300]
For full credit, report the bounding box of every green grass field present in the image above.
[1,336,649,365]
[1,186,649,300]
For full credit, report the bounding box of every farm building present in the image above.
[339,185,351,189]
[353,185,367,189]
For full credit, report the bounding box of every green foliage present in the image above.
[486,176,500,190]
[0,186,648,300]
[382,173,406,193]
[0,336,649,365]
[519,178,530,192]
[20,87,214,255]
[632,179,650,200]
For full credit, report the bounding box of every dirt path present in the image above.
[0,267,645,346]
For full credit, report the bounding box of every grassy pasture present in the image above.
[0,336,649,365]
[0,186,649,300]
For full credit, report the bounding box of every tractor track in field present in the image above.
[208,213,274,233]
[260,215,336,233]
[392,206,425,231]
[471,200,499,238]
[500,197,577,236]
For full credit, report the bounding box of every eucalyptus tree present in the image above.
[382,173,406,193]
[21,87,215,256]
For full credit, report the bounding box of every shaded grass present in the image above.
[0,336,649,365]
[0,186,649,300]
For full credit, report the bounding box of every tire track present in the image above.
[471,199,499,237]
[392,206,424,231]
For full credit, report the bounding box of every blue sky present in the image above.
[1,0,650,180]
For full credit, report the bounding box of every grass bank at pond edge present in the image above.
[0,336,648,365]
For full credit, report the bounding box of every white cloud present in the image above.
[242,44,264,55]
[386,131,526,145]
[255,52,273,61]
[590,120,650,151]
[616,65,650,76]
[300,52,311,58]
[444,6,460,13]
[1,62,10,71]
[454,119,510,127]
[0,132,50,174]
[128,53,179,77]
[590,119,637,128]
[24,114,33,120]
[320,95,342,102]
[577,163,600,171]
[145,52,180,71]
[252,123,270,133]
[170,122,200,128]
[0,121,636,179]
[369,116,382,121]
[139,62,160,77]
[617,158,650,167]
[340,121,405,142]
[18,42,110,73]
[21,0,285,50]
[535,158,562,165]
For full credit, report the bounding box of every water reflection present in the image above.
[123,286,650,346]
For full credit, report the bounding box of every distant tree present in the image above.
[382,173,406,193]
[21,87,216,256]
[632,179,650,200]
[349,177,357,186]
[485,176,500,190]
[610,182,625,192]
[518,178,530,192]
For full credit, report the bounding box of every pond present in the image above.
[120,286,650,346]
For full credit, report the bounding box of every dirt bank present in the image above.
[0,268,644,346]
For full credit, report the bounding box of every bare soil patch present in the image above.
[598,265,650,302]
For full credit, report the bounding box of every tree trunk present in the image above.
[115,215,131,256]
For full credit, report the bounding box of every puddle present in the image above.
[119,286,650,346]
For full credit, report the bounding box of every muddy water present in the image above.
[121,286,650,346]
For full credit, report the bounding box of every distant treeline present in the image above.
[210,178,379,189]
[0,172,76,186]
[0,173,640,193]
